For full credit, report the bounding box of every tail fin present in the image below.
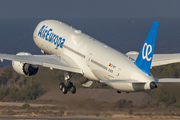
[134,22,159,75]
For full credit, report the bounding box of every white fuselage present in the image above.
[33,20,155,92]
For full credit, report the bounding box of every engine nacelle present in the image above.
[12,52,39,76]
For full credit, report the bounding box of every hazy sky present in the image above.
[0,0,179,18]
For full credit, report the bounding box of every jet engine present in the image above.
[12,52,39,76]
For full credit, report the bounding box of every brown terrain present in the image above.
[38,84,154,105]
[36,68,154,105]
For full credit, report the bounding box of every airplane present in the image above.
[0,20,180,94]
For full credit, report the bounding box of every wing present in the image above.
[126,51,180,67]
[0,53,82,74]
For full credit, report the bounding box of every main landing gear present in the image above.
[59,72,76,94]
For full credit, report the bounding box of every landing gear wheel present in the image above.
[62,85,68,94]
[67,82,73,89]
[70,85,76,94]
[59,82,64,90]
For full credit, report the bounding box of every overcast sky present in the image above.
[0,0,179,18]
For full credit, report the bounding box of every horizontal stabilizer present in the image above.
[155,78,180,83]
[100,79,146,84]
[126,53,180,68]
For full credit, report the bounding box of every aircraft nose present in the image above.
[150,81,157,89]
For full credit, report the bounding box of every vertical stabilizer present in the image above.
[134,22,159,75]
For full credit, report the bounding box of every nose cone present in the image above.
[150,81,157,89]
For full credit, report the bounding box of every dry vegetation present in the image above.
[0,63,180,115]
[0,67,45,101]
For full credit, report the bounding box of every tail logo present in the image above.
[142,43,152,61]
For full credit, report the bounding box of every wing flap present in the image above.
[0,53,82,73]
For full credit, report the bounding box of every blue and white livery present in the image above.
[135,22,159,75]
[38,25,65,49]
[0,20,180,94]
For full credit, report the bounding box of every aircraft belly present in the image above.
[91,69,109,80]
[106,82,146,92]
